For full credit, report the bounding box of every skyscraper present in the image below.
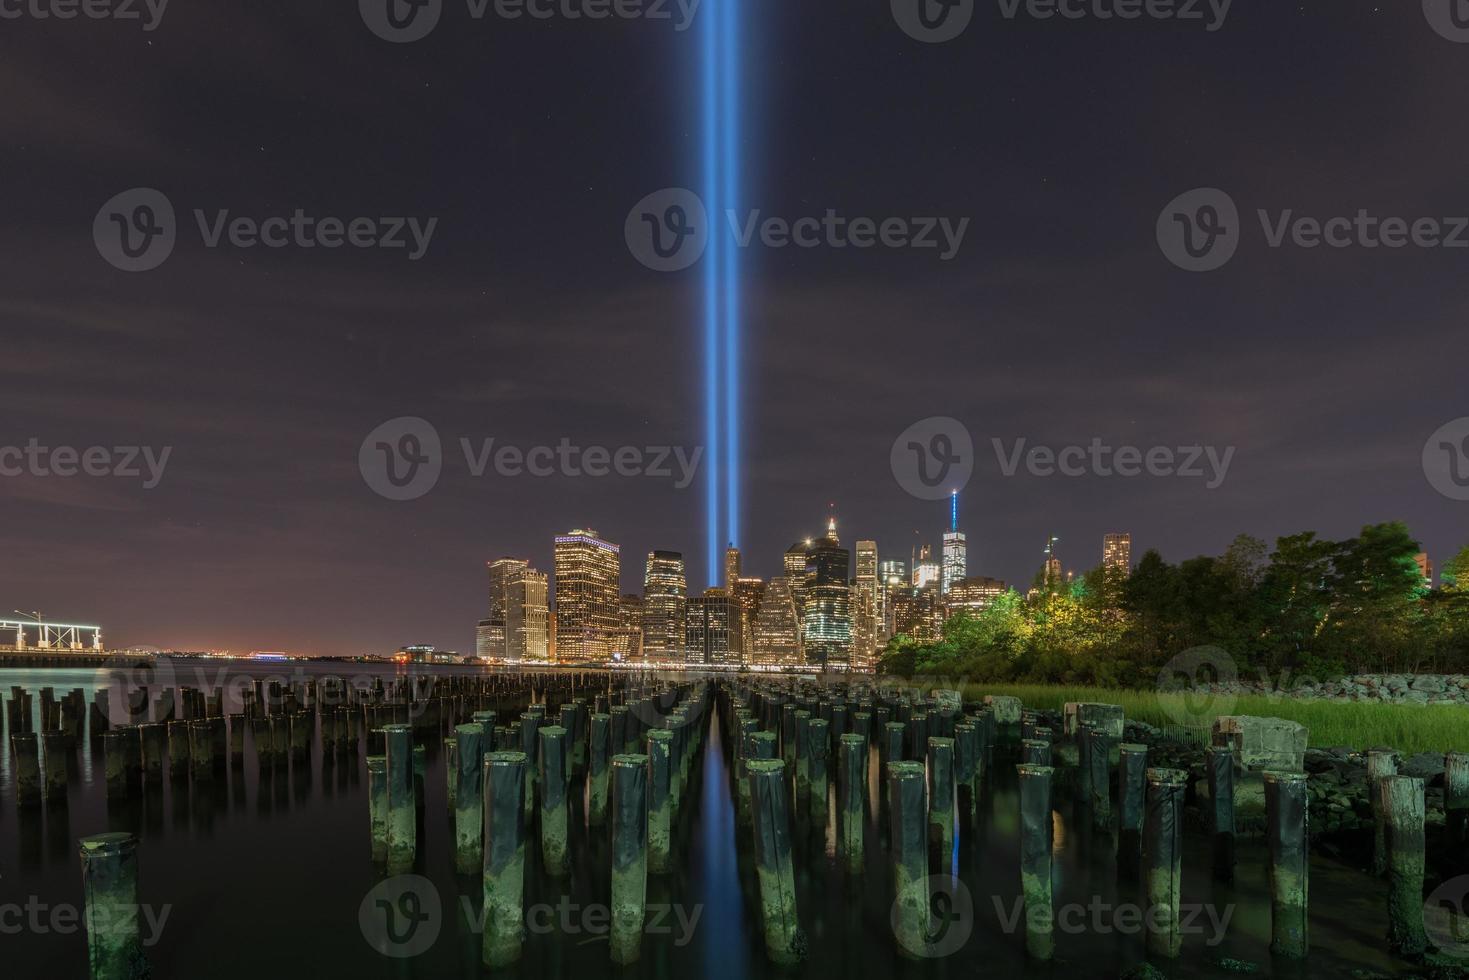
[853,540,879,672]
[553,528,621,662]
[801,515,853,669]
[785,540,811,616]
[1103,533,1132,576]
[946,576,1006,613]
[941,490,967,593]
[912,544,940,590]
[507,567,549,662]
[878,559,906,639]
[725,544,742,591]
[730,576,766,662]
[752,575,803,668]
[686,588,744,667]
[611,593,644,661]
[1041,535,1062,588]
[642,550,688,663]
[1416,552,1434,588]
[483,557,528,659]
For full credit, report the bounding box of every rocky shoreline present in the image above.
[1189,673,1469,705]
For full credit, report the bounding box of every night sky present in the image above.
[2,1,1465,655]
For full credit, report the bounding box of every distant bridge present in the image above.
[0,617,104,653]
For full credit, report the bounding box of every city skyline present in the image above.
[5,5,1467,657]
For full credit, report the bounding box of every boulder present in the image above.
[1062,702,1125,740]
[1211,716,1308,772]
[983,695,1022,725]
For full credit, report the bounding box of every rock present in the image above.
[1400,752,1446,781]
[1212,716,1308,772]
[1411,676,1448,694]
[1062,702,1125,739]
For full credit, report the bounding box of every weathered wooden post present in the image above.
[838,733,865,873]
[1378,775,1428,957]
[1205,744,1235,881]
[927,736,955,850]
[483,751,528,969]
[1117,743,1148,878]
[888,760,928,960]
[1018,763,1054,960]
[646,729,674,874]
[748,758,804,965]
[1448,752,1469,846]
[1087,727,1113,829]
[366,755,388,863]
[384,724,415,874]
[1021,738,1051,767]
[1142,768,1186,958]
[807,718,830,826]
[41,730,68,802]
[610,754,649,966]
[539,725,570,875]
[11,733,42,807]
[589,712,611,826]
[102,730,131,798]
[1367,748,1397,877]
[1263,770,1308,958]
[79,832,148,980]
[454,722,485,875]
[137,724,165,784]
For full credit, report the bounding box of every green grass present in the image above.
[958,683,1469,755]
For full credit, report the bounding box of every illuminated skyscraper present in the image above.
[751,575,803,667]
[686,588,744,667]
[853,540,879,672]
[1041,536,1062,588]
[1416,552,1434,588]
[730,576,765,661]
[890,586,942,643]
[725,545,742,590]
[785,540,811,615]
[553,528,621,662]
[507,568,549,662]
[913,544,940,590]
[642,550,688,663]
[941,490,967,594]
[946,576,1006,613]
[610,593,644,661]
[801,516,852,670]
[483,557,528,659]
[878,559,906,639]
[1103,533,1132,576]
